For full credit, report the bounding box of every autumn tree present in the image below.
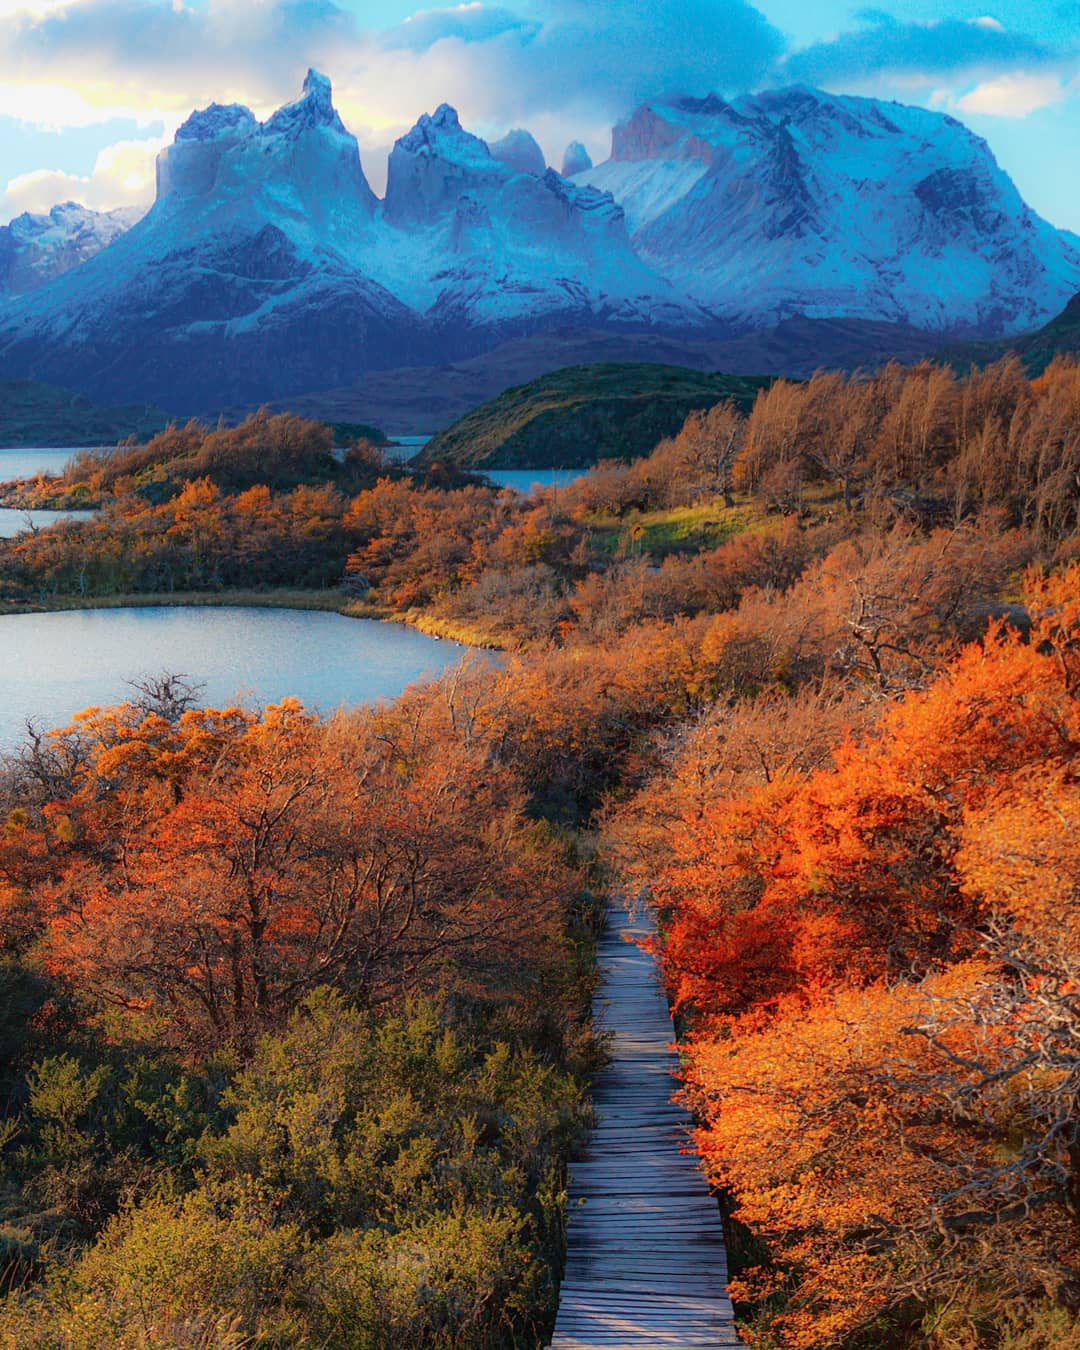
[13,693,574,1055]
[613,564,1080,1347]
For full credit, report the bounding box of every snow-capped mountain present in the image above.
[377,102,699,331]
[0,72,424,410]
[0,202,143,296]
[0,73,701,411]
[575,87,1080,334]
[3,73,1079,414]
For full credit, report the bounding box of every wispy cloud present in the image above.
[1,132,165,217]
[785,14,1064,86]
[958,71,1071,119]
[0,0,1077,220]
[382,4,535,52]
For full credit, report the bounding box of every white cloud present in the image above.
[1,0,1078,217]
[0,0,67,13]
[0,79,172,128]
[0,0,784,142]
[957,71,1066,118]
[1,131,166,216]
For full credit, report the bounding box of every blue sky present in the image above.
[0,0,1077,230]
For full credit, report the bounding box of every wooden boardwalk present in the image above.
[549,903,739,1349]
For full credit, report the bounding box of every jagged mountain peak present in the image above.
[173,71,344,149]
[176,102,256,144]
[304,67,331,100]
[380,102,642,291]
[0,201,143,296]
[431,103,462,129]
[156,69,376,216]
[7,201,145,242]
[396,103,484,160]
[386,107,500,224]
[671,92,731,118]
[264,67,345,137]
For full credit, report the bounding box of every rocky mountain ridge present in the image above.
[0,72,699,411]
[576,86,1080,334]
[1,71,1076,414]
[0,201,144,296]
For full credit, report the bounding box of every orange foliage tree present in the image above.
[4,688,573,1055]
[607,564,1080,1345]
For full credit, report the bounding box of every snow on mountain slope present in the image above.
[377,103,703,330]
[153,69,379,254]
[7,74,1074,414]
[0,71,428,411]
[0,75,706,412]
[576,86,1080,336]
[0,202,143,296]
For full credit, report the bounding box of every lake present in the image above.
[0,448,98,536]
[386,435,430,462]
[483,469,589,494]
[0,447,88,480]
[0,445,591,499]
[0,508,97,538]
[379,441,590,494]
[0,606,474,746]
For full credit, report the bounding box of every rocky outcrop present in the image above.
[610,99,731,167]
[156,104,256,200]
[157,68,377,219]
[385,106,624,249]
[383,104,504,225]
[378,103,700,331]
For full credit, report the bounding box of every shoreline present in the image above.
[0,587,511,652]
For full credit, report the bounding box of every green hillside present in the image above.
[943,293,1080,375]
[0,379,168,449]
[416,363,774,469]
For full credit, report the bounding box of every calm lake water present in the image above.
[484,469,589,494]
[0,445,590,498]
[0,448,98,536]
[0,508,97,538]
[0,607,473,745]
[0,447,88,480]
[382,441,589,494]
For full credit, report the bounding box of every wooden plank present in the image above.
[548,900,737,1348]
